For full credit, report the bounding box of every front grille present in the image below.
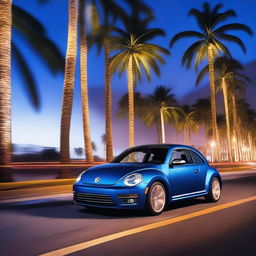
[75,192,114,206]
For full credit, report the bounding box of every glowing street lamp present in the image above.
[210,141,216,148]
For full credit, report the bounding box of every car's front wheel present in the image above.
[147,182,166,215]
[205,177,221,202]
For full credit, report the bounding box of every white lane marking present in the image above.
[38,196,256,256]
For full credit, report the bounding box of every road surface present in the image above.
[0,170,256,256]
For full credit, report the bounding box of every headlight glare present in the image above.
[124,173,142,186]
[75,171,86,183]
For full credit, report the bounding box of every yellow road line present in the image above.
[39,195,256,256]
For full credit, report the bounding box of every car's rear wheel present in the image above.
[205,177,221,202]
[147,182,166,215]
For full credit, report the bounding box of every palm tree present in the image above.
[170,2,252,160]
[79,0,93,162]
[91,141,97,152]
[193,98,211,143]
[236,98,256,161]
[60,0,78,163]
[74,147,83,158]
[12,4,64,110]
[0,2,64,181]
[0,0,12,182]
[110,21,169,147]
[118,92,148,119]
[177,105,199,145]
[197,57,251,161]
[118,90,170,143]
[87,0,126,162]
[144,86,180,143]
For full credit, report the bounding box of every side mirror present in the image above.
[171,159,186,165]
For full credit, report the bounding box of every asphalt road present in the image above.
[0,170,256,256]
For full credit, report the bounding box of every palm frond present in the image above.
[181,40,204,68]
[195,43,208,70]
[137,54,151,81]
[110,51,127,74]
[213,39,232,57]
[90,0,100,34]
[236,73,251,83]
[211,10,236,27]
[144,44,170,55]
[170,31,204,47]
[138,28,165,42]
[188,9,205,31]
[12,43,40,110]
[196,65,209,85]
[217,34,246,53]
[13,12,64,73]
[214,23,253,35]
[12,4,45,34]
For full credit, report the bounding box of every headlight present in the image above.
[124,173,142,186]
[75,171,86,183]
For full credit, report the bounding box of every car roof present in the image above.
[130,144,207,162]
[130,144,195,150]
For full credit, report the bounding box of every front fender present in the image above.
[114,168,170,200]
[205,167,222,192]
[138,169,170,199]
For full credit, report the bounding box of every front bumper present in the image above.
[73,183,147,209]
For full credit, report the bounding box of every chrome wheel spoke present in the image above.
[212,180,220,200]
[150,184,165,213]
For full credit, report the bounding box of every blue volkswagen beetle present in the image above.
[73,144,222,215]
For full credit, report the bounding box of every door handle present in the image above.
[194,169,199,173]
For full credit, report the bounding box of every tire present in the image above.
[146,182,166,215]
[205,177,221,202]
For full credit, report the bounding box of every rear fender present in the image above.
[205,167,222,192]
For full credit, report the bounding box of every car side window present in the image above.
[170,149,193,164]
[189,150,205,163]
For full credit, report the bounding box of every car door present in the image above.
[168,148,199,197]
[189,150,208,191]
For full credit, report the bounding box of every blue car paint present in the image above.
[73,144,221,210]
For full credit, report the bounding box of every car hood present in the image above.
[81,163,160,185]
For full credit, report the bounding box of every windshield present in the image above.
[112,148,168,164]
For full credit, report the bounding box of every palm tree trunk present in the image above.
[160,107,165,143]
[157,120,162,143]
[204,122,208,145]
[60,0,78,163]
[222,78,232,161]
[231,94,241,161]
[188,128,191,145]
[207,45,220,161]
[183,127,186,144]
[127,58,135,147]
[248,133,253,161]
[79,0,93,162]
[104,39,113,162]
[0,0,12,182]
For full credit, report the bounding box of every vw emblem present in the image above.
[94,177,100,183]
